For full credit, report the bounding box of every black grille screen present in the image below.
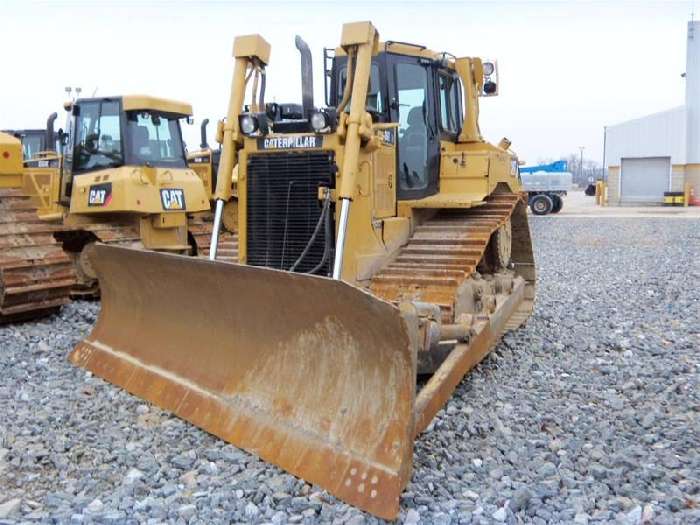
[246,151,335,274]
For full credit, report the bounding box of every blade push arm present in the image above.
[456,57,484,143]
[210,35,270,260]
[332,21,379,279]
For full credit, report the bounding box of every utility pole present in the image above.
[602,127,607,181]
[579,146,585,182]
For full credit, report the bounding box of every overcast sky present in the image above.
[2,0,695,165]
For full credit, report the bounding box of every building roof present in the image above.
[607,105,685,130]
[605,105,686,166]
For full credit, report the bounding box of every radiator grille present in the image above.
[246,151,335,274]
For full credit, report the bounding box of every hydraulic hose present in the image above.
[289,192,331,273]
[312,196,333,276]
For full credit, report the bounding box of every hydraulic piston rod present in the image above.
[209,199,225,261]
[209,35,270,260]
[332,198,351,279]
[330,22,377,280]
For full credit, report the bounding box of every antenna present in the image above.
[92,87,98,97]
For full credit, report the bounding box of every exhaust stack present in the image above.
[200,118,210,149]
[46,112,58,152]
[295,35,314,117]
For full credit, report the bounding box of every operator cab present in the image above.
[2,130,48,160]
[61,96,193,202]
[329,45,465,200]
[68,97,190,174]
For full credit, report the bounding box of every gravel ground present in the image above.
[1,217,698,524]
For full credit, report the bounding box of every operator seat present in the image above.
[131,126,151,159]
[400,106,427,188]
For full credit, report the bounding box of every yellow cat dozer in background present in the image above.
[50,95,217,295]
[71,22,535,519]
[0,122,75,323]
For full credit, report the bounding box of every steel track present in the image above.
[0,189,76,323]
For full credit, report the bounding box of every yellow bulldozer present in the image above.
[70,22,535,519]
[1,94,235,319]
[186,118,239,261]
[0,112,76,323]
[186,118,219,198]
[52,95,217,294]
[2,113,59,161]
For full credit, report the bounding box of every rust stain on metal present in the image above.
[0,189,75,322]
[70,245,416,519]
[370,193,523,322]
[69,192,535,520]
[413,277,526,436]
[188,219,238,262]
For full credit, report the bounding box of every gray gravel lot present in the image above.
[1,217,698,524]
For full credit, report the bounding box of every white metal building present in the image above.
[605,21,700,204]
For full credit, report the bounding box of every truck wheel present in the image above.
[551,195,563,213]
[530,194,553,215]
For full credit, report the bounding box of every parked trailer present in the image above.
[520,161,573,215]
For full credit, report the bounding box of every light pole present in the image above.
[602,127,607,181]
[579,146,585,182]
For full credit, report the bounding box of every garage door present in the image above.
[620,157,670,204]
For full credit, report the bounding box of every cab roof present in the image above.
[69,95,193,117]
[335,41,457,68]
[122,95,192,116]
[0,130,22,146]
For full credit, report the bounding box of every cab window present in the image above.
[74,100,123,173]
[396,62,429,191]
[21,135,43,160]
[438,72,462,134]
[337,63,384,114]
[125,112,186,167]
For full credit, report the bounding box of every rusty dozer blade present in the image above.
[70,244,417,519]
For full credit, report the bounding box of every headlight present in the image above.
[482,61,495,77]
[310,111,329,132]
[239,114,258,135]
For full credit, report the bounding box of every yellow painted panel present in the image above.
[233,34,271,64]
[122,95,192,116]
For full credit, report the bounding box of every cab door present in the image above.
[388,55,440,200]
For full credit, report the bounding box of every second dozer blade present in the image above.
[70,244,416,519]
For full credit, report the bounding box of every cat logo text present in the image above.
[160,188,186,211]
[87,183,112,207]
